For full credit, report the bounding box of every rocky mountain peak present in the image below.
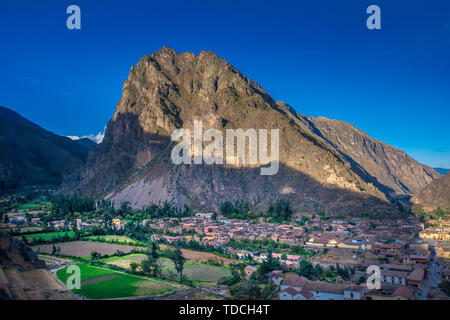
[61,47,440,217]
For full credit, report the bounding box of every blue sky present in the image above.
[0,0,449,168]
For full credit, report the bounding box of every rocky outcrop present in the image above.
[0,231,46,269]
[276,102,440,197]
[411,172,450,211]
[61,47,437,216]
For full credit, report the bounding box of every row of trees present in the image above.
[96,200,194,220]
[226,238,313,257]
[219,199,293,222]
[49,194,95,216]
[296,260,352,282]
[131,243,188,283]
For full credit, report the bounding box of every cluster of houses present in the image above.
[420,226,450,241]
[2,206,448,300]
[144,213,448,300]
[275,263,429,300]
[148,214,440,267]
[279,274,366,300]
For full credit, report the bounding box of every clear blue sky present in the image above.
[0,0,449,168]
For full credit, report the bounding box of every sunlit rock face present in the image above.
[61,47,438,217]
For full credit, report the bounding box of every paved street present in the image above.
[416,240,442,299]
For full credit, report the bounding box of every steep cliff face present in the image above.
[276,102,440,197]
[0,231,46,269]
[62,47,413,216]
[0,106,89,189]
[411,172,450,211]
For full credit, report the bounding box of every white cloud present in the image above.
[67,127,106,144]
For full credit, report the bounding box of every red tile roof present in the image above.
[407,268,424,282]
[392,286,415,299]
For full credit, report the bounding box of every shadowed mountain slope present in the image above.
[61,47,438,216]
[0,106,89,188]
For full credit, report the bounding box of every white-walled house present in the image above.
[380,269,408,285]
[279,275,365,300]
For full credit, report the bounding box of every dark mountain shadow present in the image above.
[99,138,400,218]
[0,107,89,189]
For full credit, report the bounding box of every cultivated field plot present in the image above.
[101,254,148,269]
[180,249,237,266]
[33,241,147,257]
[102,254,229,283]
[163,261,231,283]
[57,263,179,299]
[103,255,175,271]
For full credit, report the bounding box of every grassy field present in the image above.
[101,254,148,269]
[57,263,180,299]
[102,254,230,283]
[18,203,39,211]
[24,231,78,240]
[179,248,237,266]
[102,254,175,271]
[18,201,50,211]
[163,261,231,283]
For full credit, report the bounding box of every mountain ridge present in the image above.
[275,102,440,197]
[411,172,450,213]
[60,47,440,216]
[0,106,89,189]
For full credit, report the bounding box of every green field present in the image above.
[18,201,50,211]
[163,261,231,283]
[102,253,147,265]
[24,231,87,241]
[57,263,115,282]
[18,203,39,211]
[101,254,230,284]
[57,263,179,299]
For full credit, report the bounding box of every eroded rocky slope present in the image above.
[62,47,438,216]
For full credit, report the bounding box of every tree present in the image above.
[118,201,133,217]
[150,242,159,260]
[220,201,234,216]
[51,239,57,255]
[219,264,242,286]
[141,244,161,277]
[90,251,101,262]
[230,280,262,299]
[130,262,139,274]
[169,247,186,280]
[257,249,280,282]
[268,199,293,221]
[141,258,151,274]
[314,263,324,279]
[296,260,314,280]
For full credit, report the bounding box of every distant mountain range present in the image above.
[59,47,442,216]
[0,106,89,189]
